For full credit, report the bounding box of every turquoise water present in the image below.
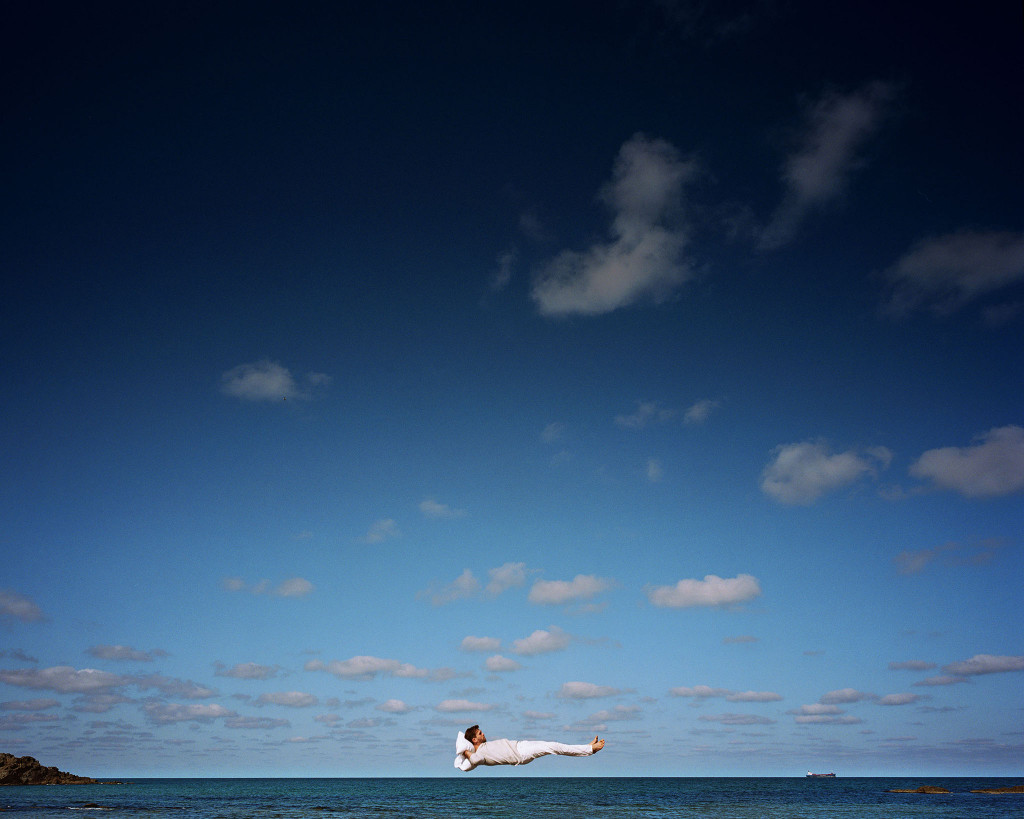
[1,777,1020,817]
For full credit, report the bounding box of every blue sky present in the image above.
[1,0,1022,778]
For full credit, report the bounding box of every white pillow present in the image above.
[453,731,475,770]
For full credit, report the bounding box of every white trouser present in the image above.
[513,740,593,765]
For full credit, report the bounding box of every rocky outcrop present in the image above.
[0,753,97,785]
[888,786,950,794]
[971,785,1024,794]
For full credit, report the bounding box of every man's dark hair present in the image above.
[465,725,481,742]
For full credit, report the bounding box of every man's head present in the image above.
[465,725,485,746]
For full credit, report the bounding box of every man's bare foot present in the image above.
[591,736,605,753]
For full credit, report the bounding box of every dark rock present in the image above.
[971,785,1024,794]
[0,753,97,786]
[888,786,950,794]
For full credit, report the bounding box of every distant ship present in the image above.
[806,771,836,778]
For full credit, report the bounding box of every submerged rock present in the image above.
[0,753,97,785]
[971,785,1024,794]
[888,786,951,794]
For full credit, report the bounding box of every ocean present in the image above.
[1,777,1020,818]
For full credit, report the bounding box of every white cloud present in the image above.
[683,399,721,425]
[214,662,281,680]
[435,699,495,713]
[461,636,502,653]
[532,134,698,316]
[220,359,330,402]
[222,577,315,597]
[615,400,676,429]
[646,458,664,482]
[556,681,622,699]
[913,675,969,687]
[486,562,528,595]
[792,714,863,725]
[819,688,874,704]
[670,685,780,702]
[670,685,732,699]
[541,422,565,443]
[86,645,166,662]
[728,690,783,703]
[419,499,467,519]
[0,698,60,711]
[942,654,1024,676]
[759,81,895,249]
[528,575,612,605]
[256,691,318,708]
[424,569,482,605]
[510,627,572,656]
[790,700,839,712]
[583,705,641,724]
[909,426,1024,497]
[877,693,923,706]
[143,703,236,725]
[225,716,290,730]
[883,230,1024,316]
[888,661,937,671]
[136,674,217,699]
[305,656,451,682]
[484,655,523,672]
[364,518,400,543]
[699,713,776,726]
[376,699,412,714]
[760,440,891,504]
[0,666,132,694]
[276,578,314,598]
[0,589,45,623]
[646,574,761,608]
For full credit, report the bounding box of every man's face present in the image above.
[473,729,486,745]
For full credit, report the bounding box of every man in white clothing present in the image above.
[455,725,604,771]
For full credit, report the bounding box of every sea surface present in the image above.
[1,777,1020,818]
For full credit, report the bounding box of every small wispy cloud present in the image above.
[760,440,892,505]
[363,518,400,544]
[0,589,46,623]
[646,574,761,608]
[422,563,532,606]
[615,400,677,429]
[683,399,721,425]
[143,703,236,725]
[942,654,1024,676]
[220,359,330,402]
[882,229,1024,317]
[532,133,699,316]
[510,627,572,656]
[214,662,282,680]
[486,562,529,595]
[894,539,1004,575]
[255,691,318,708]
[670,685,780,702]
[646,458,664,482]
[306,656,455,682]
[434,699,495,713]
[419,499,467,519]
[484,655,523,672]
[909,426,1024,498]
[528,575,613,605]
[888,660,937,671]
[555,681,623,699]
[759,81,896,250]
[86,645,168,662]
[460,636,502,653]
[222,577,314,597]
